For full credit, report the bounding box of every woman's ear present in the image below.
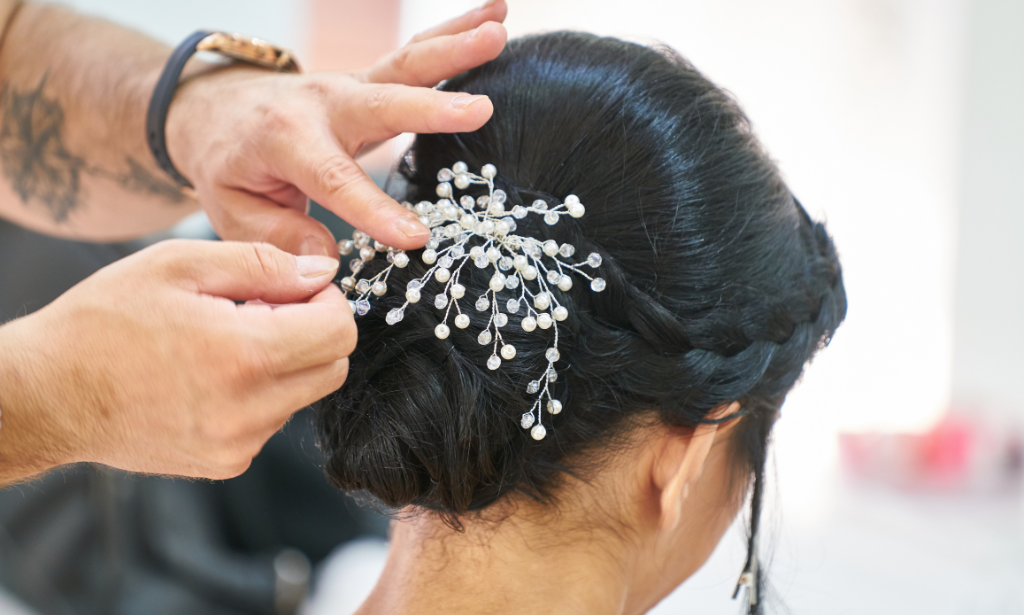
[655,402,741,532]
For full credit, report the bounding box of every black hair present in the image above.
[317,32,846,613]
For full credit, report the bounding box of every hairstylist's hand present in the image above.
[164,1,508,257]
[0,240,352,484]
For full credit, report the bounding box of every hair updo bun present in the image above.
[316,31,845,540]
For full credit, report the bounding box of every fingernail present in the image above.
[451,94,488,109]
[299,236,331,257]
[396,215,431,240]
[296,255,340,279]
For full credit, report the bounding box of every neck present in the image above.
[356,511,651,615]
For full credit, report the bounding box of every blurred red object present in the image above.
[839,412,1023,492]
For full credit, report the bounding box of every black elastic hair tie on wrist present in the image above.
[146,30,212,191]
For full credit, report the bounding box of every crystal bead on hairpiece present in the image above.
[338,162,605,440]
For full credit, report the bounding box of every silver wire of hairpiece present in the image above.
[336,162,605,440]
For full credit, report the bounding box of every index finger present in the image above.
[407,0,507,44]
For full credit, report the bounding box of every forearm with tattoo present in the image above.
[0,1,199,240]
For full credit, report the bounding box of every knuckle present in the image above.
[364,85,396,114]
[313,154,358,199]
[301,77,333,98]
[387,46,415,77]
[258,102,299,134]
[246,242,285,280]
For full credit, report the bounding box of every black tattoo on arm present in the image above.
[0,75,185,223]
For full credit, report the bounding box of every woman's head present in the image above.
[318,31,845,610]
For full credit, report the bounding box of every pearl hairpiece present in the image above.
[337,162,605,440]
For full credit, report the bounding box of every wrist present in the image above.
[164,61,268,189]
[0,316,81,483]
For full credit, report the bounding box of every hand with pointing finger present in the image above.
[165,1,509,256]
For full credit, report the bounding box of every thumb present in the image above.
[152,239,339,304]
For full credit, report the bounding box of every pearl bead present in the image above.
[564,194,580,205]
[338,239,354,255]
[568,203,585,218]
[340,277,356,292]
[422,249,437,264]
[460,214,476,230]
[450,283,466,299]
[470,246,485,259]
[501,344,517,360]
[537,313,553,329]
[480,220,496,234]
[521,316,537,332]
[392,252,409,268]
[454,173,471,189]
[547,400,562,414]
[488,202,505,216]
[481,164,497,179]
[405,288,421,303]
[486,247,501,262]
[531,425,547,440]
[543,240,559,257]
[557,275,573,291]
[359,247,375,261]
[452,161,469,174]
[435,267,451,283]
[495,221,511,236]
[371,281,387,296]
[454,314,470,328]
[553,306,569,321]
[489,273,506,292]
[435,324,450,339]
[522,266,538,281]
[347,300,357,313]
[534,292,551,310]
[513,255,528,270]
[436,182,452,198]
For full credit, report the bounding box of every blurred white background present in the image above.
[3,0,1021,614]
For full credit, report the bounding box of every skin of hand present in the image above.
[0,240,351,484]
[165,1,509,256]
[0,2,507,485]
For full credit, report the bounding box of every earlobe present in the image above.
[658,402,741,532]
